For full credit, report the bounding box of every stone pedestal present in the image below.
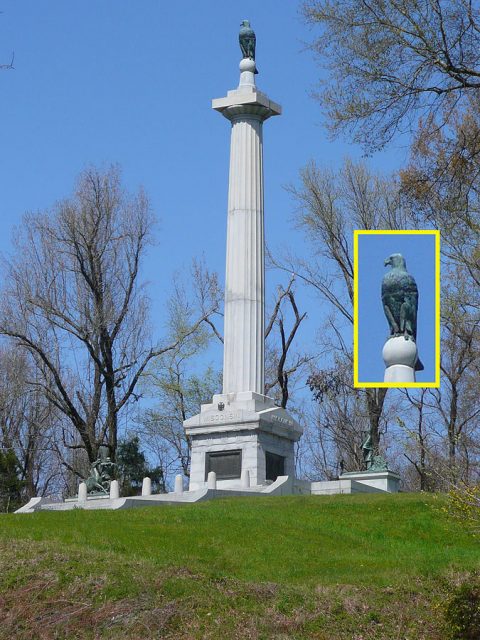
[339,470,401,493]
[383,336,418,383]
[184,392,302,490]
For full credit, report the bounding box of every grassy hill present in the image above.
[0,493,478,639]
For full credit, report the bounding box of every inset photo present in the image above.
[354,230,440,388]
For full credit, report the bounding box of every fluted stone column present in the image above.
[213,58,281,395]
[184,54,303,492]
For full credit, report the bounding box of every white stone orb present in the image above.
[239,58,256,73]
[382,336,418,369]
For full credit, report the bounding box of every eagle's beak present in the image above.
[384,258,391,267]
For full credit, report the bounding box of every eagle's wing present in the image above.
[239,28,256,57]
[398,272,418,297]
[381,272,401,333]
[382,271,418,303]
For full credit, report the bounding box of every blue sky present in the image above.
[0,2,411,386]
[356,233,438,384]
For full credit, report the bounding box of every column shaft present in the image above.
[223,114,264,395]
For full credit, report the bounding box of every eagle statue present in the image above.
[239,20,258,74]
[381,253,424,371]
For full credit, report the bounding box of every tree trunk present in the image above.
[365,388,387,456]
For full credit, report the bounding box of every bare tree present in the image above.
[392,283,480,487]
[137,262,221,482]
[402,100,480,299]
[264,276,310,408]
[0,167,217,465]
[306,355,374,477]
[392,104,480,495]
[402,137,480,482]
[302,0,480,150]
[140,356,220,482]
[430,310,480,480]
[396,389,441,491]
[272,159,411,462]
[297,1,480,486]
[0,343,62,499]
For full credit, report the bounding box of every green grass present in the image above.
[0,493,478,639]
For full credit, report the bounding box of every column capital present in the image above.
[212,88,281,122]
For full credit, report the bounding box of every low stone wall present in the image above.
[310,479,386,495]
[15,472,400,514]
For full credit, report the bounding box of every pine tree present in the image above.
[0,449,24,512]
[116,437,164,496]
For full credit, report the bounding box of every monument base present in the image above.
[339,470,400,493]
[15,475,298,513]
[183,391,303,491]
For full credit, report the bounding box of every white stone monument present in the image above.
[14,26,401,515]
[184,38,303,491]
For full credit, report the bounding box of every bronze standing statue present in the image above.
[361,434,389,472]
[361,434,374,469]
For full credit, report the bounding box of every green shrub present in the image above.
[0,449,24,512]
[444,577,480,640]
[445,485,480,535]
[116,436,165,496]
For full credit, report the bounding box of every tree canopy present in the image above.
[303,0,480,149]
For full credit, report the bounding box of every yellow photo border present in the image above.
[353,229,441,389]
